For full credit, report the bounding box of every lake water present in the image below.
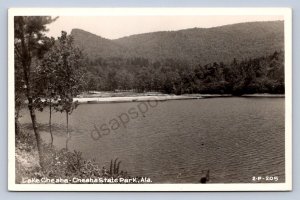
[20,97,285,183]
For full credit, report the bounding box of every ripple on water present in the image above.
[20,97,285,183]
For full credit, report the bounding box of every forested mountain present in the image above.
[71,21,284,65]
[71,21,285,95]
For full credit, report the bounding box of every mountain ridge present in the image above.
[71,20,284,65]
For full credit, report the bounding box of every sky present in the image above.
[46,15,284,40]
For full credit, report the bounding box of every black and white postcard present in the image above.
[8,8,292,191]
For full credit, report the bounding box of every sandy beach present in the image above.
[74,95,203,104]
[73,93,284,104]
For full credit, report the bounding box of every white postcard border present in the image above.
[8,7,292,191]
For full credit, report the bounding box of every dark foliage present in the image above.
[84,51,284,95]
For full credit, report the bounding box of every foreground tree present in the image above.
[42,31,86,150]
[14,16,57,168]
[35,38,58,146]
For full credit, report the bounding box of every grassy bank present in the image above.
[15,131,130,184]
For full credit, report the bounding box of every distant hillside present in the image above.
[71,21,284,65]
[71,29,134,59]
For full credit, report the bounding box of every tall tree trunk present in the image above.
[15,102,21,137]
[49,100,53,146]
[19,18,44,169]
[15,110,20,137]
[27,94,44,169]
[65,111,70,150]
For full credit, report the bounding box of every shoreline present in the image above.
[74,95,203,104]
[74,93,284,104]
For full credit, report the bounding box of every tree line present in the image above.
[85,51,284,95]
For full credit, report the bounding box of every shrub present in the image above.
[15,131,130,184]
